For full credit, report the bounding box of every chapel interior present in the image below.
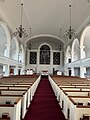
[0,0,90,120]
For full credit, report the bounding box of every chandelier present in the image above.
[14,3,28,38]
[64,5,77,39]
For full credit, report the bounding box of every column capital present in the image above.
[80,46,85,49]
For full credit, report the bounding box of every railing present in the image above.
[0,55,24,66]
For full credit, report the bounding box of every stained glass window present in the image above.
[53,52,60,65]
[29,52,37,64]
[40,45,50,64]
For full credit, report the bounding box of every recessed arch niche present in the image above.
[65,45,71,64]
[0,23,10,57]
[71,39,80,62]
[80,26,90,59]
[10,37,19,61]
[19,44,25,63]
[26,35,63,74]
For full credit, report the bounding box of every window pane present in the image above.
[29,52,37,64]
[40,45,50,64]
[53,52,60,65]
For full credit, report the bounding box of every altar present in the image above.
[41,70,48,75]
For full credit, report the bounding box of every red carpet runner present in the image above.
[24,76,66,120]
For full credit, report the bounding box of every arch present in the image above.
[80,26,90,47]
[13,36,19,52]
[0,22,11,57]
[10,36,19,61]
[40,45,50,50]
[0,22,11,47]
[39,43,51,64]
[80,26,90,59]
[25,34,64,44]
[65,45,71,64]
[19,44,25,63]
[38,42,52,51]
[71,38,80,62]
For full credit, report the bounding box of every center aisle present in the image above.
[24,76,66,120]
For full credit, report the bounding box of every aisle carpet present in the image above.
[24,76,66,120]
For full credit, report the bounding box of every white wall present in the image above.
[27,50,63,74]
[86,49,90,58]
[86,67,90,76]
[74,68,80,76]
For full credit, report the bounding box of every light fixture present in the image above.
[59,28,62,38]
[14,3,28,38]
[64,4,77,39]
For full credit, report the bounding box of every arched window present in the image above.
[40,45,50,64]
[0,25,7,56]
[10,37,19,61]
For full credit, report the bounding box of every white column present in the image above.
[4,45,10,58]
[71,67,75,76]
[80,66,86,78]
[21,45,26,73]
[80,46,86,59]
[71,51,75,62]
[3,65,10,76]
[15,50,19,61]
[21,66,25,75]
[64,68,68,76]
[14,65,18,75]
[60,51,63,66]
[65,54,68,64]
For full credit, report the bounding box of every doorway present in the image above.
[69,69,71,76]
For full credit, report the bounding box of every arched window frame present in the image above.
[39,44,50,64]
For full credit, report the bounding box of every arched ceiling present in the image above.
[26,36,64,50]
[0,0,90,43]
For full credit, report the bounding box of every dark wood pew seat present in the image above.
[0,113,10,120]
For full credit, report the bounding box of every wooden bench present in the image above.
[80,114,90,120]
[0,113,10,120]
[0,118,10,120]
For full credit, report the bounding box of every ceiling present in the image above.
[0,0,90,44]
